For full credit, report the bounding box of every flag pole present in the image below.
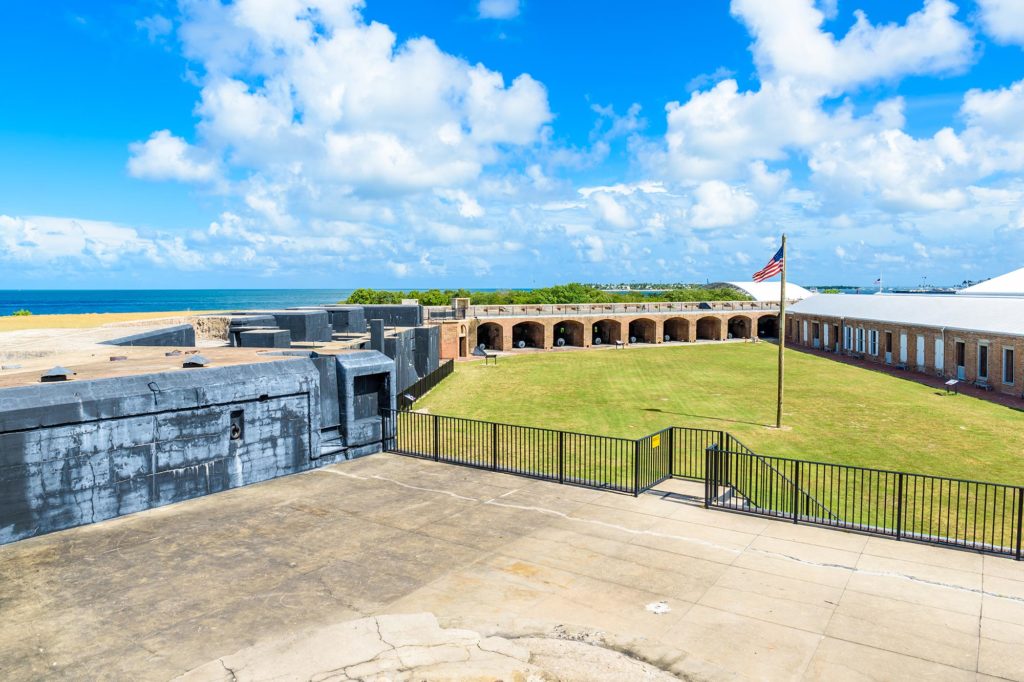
[776,234,787,429]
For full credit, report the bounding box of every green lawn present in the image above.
[418,343,1024,485]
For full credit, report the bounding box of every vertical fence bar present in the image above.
[633,439,641,496]
[668,427,675,478]
[793,460,801,524]
[558,431,565,485]
[896,472,904,540]
[432,413,440,462]
[704,445,713,508]
[490,422,498,471]
[1017,487,1023,561]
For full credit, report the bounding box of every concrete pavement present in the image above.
[1,453,1022,680]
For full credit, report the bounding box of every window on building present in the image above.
[856,328,865,353]
[869,330,879,356]
[885,332,893,353]
[844,326,853,350]
[978,343,989,380]
[1004,348,1015,384]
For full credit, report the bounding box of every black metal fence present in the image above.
[382,409,639,493]
[706,446,1023,560]
[398,359,455,410]
[381,408,1024,559]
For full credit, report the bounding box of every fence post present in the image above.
[793,460,801,524]
[491,422,498,471]
[895,473,904,540]
[704,445,712,508]
[633,439,641,497]
[558,431,565,484]
[1016,487,1023,561]
[668,428,675,478]
[432,413,440,462]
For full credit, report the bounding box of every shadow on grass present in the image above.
[642,407,768,428]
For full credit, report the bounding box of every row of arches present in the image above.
[475,314,779,351]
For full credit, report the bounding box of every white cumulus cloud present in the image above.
[689,181,758,228]
[976,0,1024,46]
[127,130,220,182]
[478,0,521,20]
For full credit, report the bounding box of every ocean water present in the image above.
[0,289,357,316]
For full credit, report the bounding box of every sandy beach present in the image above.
[0,310,219,333]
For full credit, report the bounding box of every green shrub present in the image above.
[11,309,32,316]
[340,283,752,306]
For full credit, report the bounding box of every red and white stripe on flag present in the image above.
[752,246,784,282]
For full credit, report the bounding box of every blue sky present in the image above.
[2,0,1024,289]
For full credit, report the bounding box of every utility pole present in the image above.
[776,234,787,429]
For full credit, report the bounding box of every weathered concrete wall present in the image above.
[272,311,332,343]
[239,329,291,348]
[384,329,418,392]
[336,352,396,457]
[103,324,196,347]
[361,305,422,328]
[414,325,440,378]
[293,306,366,335]
[0,360,323,545]
[330,307,366,334]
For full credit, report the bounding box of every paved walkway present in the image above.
[1,453,1022,680]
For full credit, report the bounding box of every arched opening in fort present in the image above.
[757,315,779,338]
[476,322,504,351]
[727,316,752,339]
[511,321,544,349]
[664,317,690,342]
[696,316,721,341]
[591,319,621,346]
[553,320,584,347]
[628,318,656,344]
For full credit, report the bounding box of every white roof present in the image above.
[957,267,1024,296]
[720,281,813,301]
[790,294,1024,336]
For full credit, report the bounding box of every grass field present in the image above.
[0,311,217,332]
[418,343,1024,485]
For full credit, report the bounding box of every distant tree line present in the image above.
[343,283,751,306]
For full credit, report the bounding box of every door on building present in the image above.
[935,338,944,375]
[916,335,925,370]
[812,322,820,349]
[802,321,808,344]
[833,325,840,351]
[884,332,893,364]
[956,341,966,380]
[978,344,989,383]
[899,333,908,365]
[822,324,829,350]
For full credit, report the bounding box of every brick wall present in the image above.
[788,312,1024,397]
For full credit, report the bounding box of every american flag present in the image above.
[752,246,784,282]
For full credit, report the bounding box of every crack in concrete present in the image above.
[217,658,237,682]
[749,546,1024,605]
[319,467,1024,607]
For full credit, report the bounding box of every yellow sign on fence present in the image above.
[652,434,661,448]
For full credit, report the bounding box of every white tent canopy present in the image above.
[957,267,1024,297]
[709,281,814,301]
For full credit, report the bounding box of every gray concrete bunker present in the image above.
[0,351,397,545]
